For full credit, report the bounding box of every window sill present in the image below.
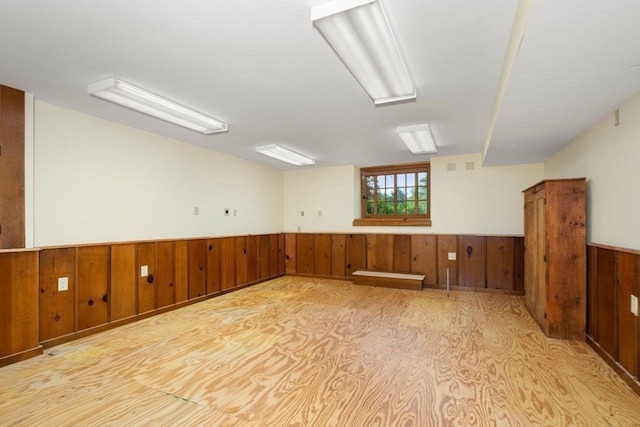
[352,218,432,227]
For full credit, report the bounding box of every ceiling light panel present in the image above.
[311,0,416,105]
[88,77,228,134]
[397,123,437,154]
[256,144,315,166]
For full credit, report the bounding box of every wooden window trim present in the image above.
[355,162,431,227]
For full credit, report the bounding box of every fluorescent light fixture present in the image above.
[397,123,437,154]
[88,77,228,134]
[311,0,416,106]
[256,144,315,166]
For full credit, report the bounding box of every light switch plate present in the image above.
[141,265,148,277]
[631,295,638,316]
[448,252,456,261]
[58,277,68,292]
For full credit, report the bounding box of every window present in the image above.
[353,162,431,226]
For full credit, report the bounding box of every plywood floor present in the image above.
[1,277,639,426]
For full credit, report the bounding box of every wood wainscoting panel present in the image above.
[246,235,258,283]
[285,233,296,274]
[156,241,175,308]
[411,234,436,285]
[235,236,248,287]
[587,246,597,338]
[278,233,285,274]
[39,248,76,340]
[206,238,221,295]
[393,235,412,273]
[595,248,616,356]
[174,241,188,304]
[314,234,332,276]
[296,234,315,275]
[437,235,458,286]
[331,234,346,278]
[486,237,515,291]
[258,235,271,280]
[76,245,109,330]
[110,243,137,321]
[137,242,157,314]
[458,235,486,288]
[346,234,367,277]
[187,240,206,299]
[367,234,393,271]
[220,237,236,291]
[617,252,638,378]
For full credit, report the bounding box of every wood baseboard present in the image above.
[0,346,43,367]
[586,334,640,396]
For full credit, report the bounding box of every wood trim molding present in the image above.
[588,242,640,256]
[353,218,432,227]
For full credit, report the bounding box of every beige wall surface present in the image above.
[545,92,640,250]
[284,154,544,235]
[34,101,284,246]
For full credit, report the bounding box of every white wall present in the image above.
[284,154,543,235]
[34,101,284,246]
[545,92,640,250]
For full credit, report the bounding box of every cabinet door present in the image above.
[187,240,206,299]
[39,248,76,340]
[137,242,156,313]
[206,239,221,294]
[156,241,175,308]
[524,196,538,311]
[411,235,436,285]
[110,244,137,321]
[77,245,109,330]
[534,196,547,329]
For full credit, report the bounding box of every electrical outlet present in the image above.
[631,295,638,316]
[193,206,199,216]
[233,209,237,217]
[448,252,456,261]
[57,277,68,292]
[318,210,322,217]
[300,211,305,217]
[141,265,148,277]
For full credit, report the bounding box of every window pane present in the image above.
[377,175,385,189]
[367,202,374,214]
[397,174,406,187]
[418,185,427,200]
[406,173,415,187]
[385,175,393,188]
[406,187,415,200]
[397,202,406,214]
[385,188,394,200]
[396,187,406,201]
[407,200,415,213]
[418,201,427,214]
[418,172,427,184]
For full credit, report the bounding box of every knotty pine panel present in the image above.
[587,246,597,338]
[314,234,332,276]
[278,233,285,274]
[0,251,39,357]
[174,241,188,303]
[411,235,436,285]
[206,239,221,295]
[246,235,258,283]
[39,248,76,340]
[0,85,25,249]
[187,240,206,299]
[393,235,411,273]
[110,244,137,321]
[514,237,525,293]
[458,236,486,288]
[617,252,638,377]
[258,235,270,279]
[156,241,175,308]
[346,234,366,276]
[76,245,109,330]
[331,234,346,278]
[367,234,393,271]
[486,237,515,290]
[235,236,248,286]
[595,248,616,356]
[137,242,156,314]
[296,234,315,275]
[437,235,458,286]
[285,233,296,274]
[270,234,281,277]
[221,237,236,290]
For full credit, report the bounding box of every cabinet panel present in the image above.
[367,234,393,271]
[137,242,156,314]
[486,237,514,290]
[246,235,258,283]
[76,246,109,330]
[258,235,271,279]
[206,239,221,294]
[0,251,39,357]
[296,234,315,275]
[458,236,486,288]
[437,235,458,286]
[39,248,76,340]
[524,196,537,311]
[331,234,346,278]
[156,241,175,308]
[346,234,367,276]
[110,244,137,321]
[411,235,436,285]
[236,236,248,286]
[616,253,638,377]
[187,240,206,299]
[174,241,189,303]
[595,248,616,355]
[0,85,25,249]
[314,234,332,276]
[393,235,411,273]
[285,233,296,274]
[534,196,546,330]
[221,237,236,290]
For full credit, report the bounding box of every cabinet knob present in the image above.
[147,274,154,284]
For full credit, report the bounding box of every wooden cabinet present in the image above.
[523,178,586,340]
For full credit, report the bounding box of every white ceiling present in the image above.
[0,0,638,170]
